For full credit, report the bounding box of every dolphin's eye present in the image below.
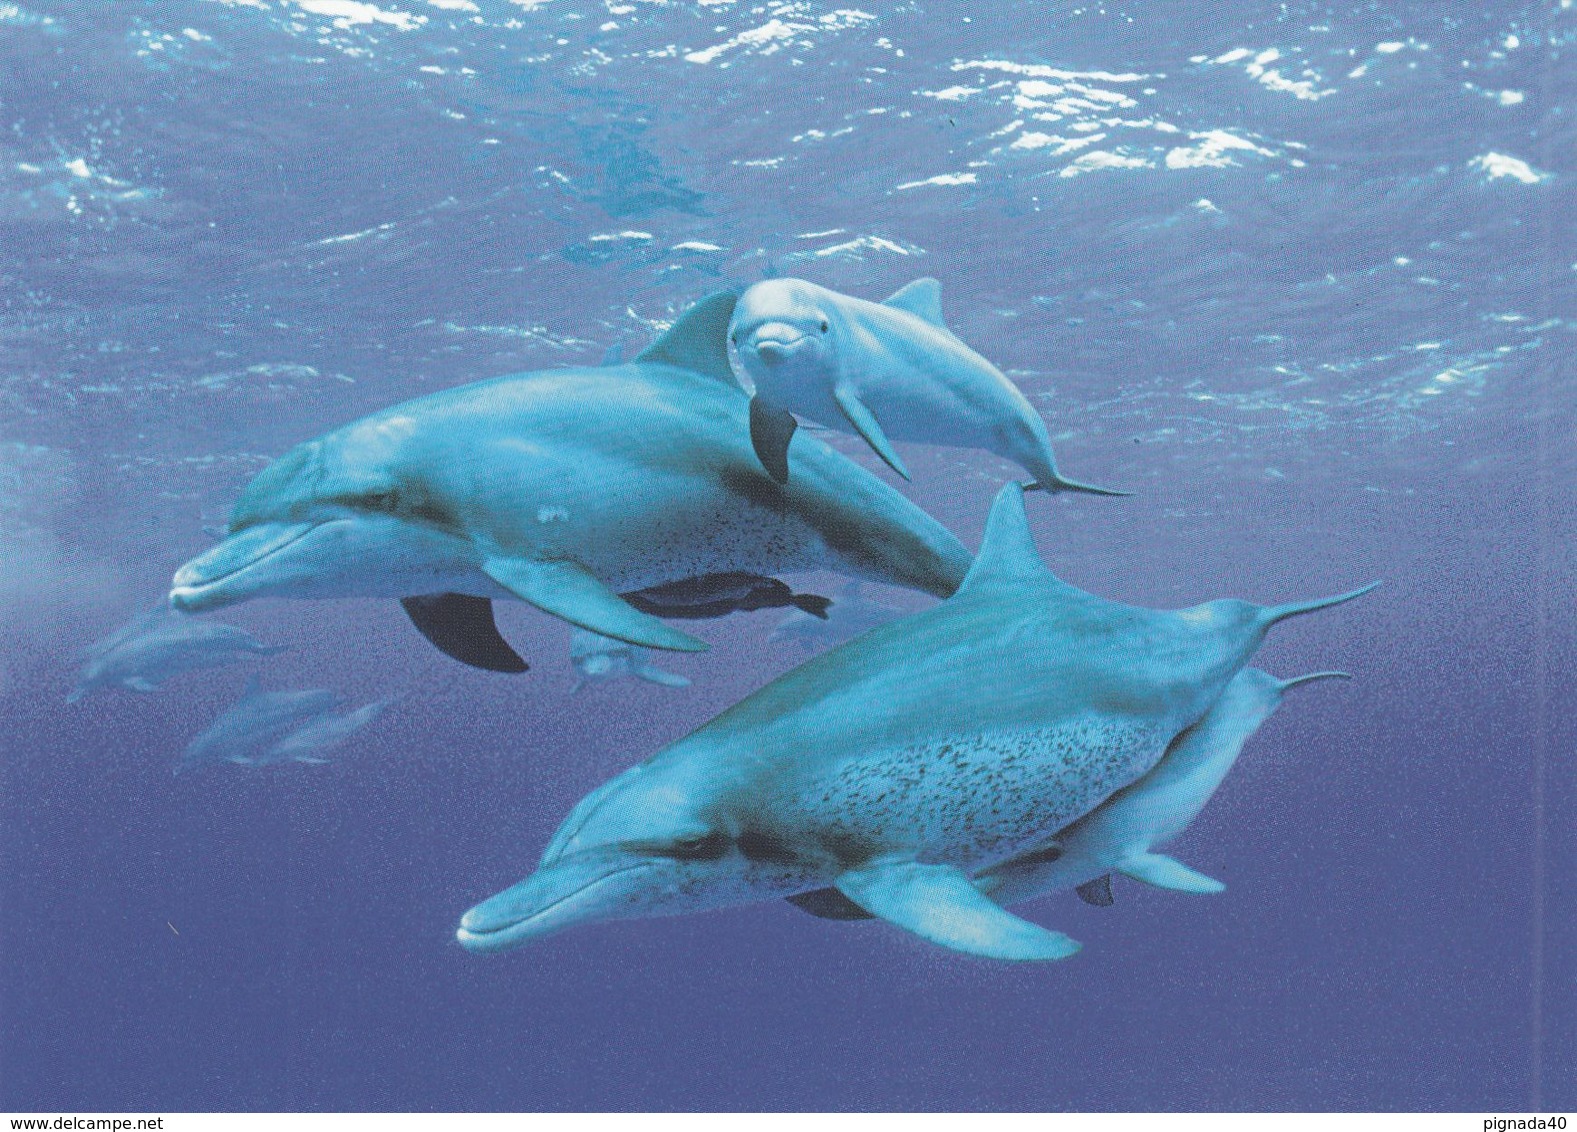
[666,832,730,861]
[819,320,829,333]
[730,332,739,345]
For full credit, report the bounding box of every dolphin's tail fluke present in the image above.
[792,593,832,620]
[1259,582,1381,628]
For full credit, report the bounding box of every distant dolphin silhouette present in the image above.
[456,483,1373,960]
[729,277,1122,494]
[169,292,971,673]
[175,677,388,772]
[69,608,285,703]
[569,629,691,691]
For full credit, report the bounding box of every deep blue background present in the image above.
[2,0,1572,1112]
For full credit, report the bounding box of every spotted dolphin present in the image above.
[729,277,1120,494]
[972,668,1350,908]
[456,483,1374,960]
[169,293,972,673]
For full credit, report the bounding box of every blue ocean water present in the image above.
[1,0,1572,1112]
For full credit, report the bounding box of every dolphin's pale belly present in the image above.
[796,716,1169,870]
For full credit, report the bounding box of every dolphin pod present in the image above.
[175,676,388,773]
[456,483,1375,960]
[157,281,1374,963]
[169,292,970,672]
[730,276,1123,495]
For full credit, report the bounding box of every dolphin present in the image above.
[729,277,1121,495]
[169,292,971,674]
[263,697,391,766]
[68,608,286,703]
[176,677,338,773]
[176,678,387,772]
[974,668,1351,909]
[622,572,830,621]
[569,628,691,691]
[769,580,902,652]
[456,483,1374,960]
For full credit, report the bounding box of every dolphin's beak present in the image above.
[744,322,812,365]
[455,852,660,954]
[169,521,321,612]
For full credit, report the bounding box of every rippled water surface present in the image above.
[2,0,1573,1112]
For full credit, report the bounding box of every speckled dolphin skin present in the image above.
[456,483,1375,961]
[168,292,972,674]
[974,667,1352,910]
[729,276,1122,495]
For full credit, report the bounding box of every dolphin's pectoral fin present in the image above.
[832,385,911,481]
[1075,875,1115,907]
[635,290,740,387]
[1117,853,1225,894]
[785,888,876,921]
[634,664,692,688]
[400,594,528,673]
[749,395,798,484]
[835,860,1081,961]
[483,557,709,654]
[883,277,946,327]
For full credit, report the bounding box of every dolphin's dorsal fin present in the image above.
[635,290,740,387]
[883,277,945,327]
[835,858,1081,961]
[958,482,1059,594]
